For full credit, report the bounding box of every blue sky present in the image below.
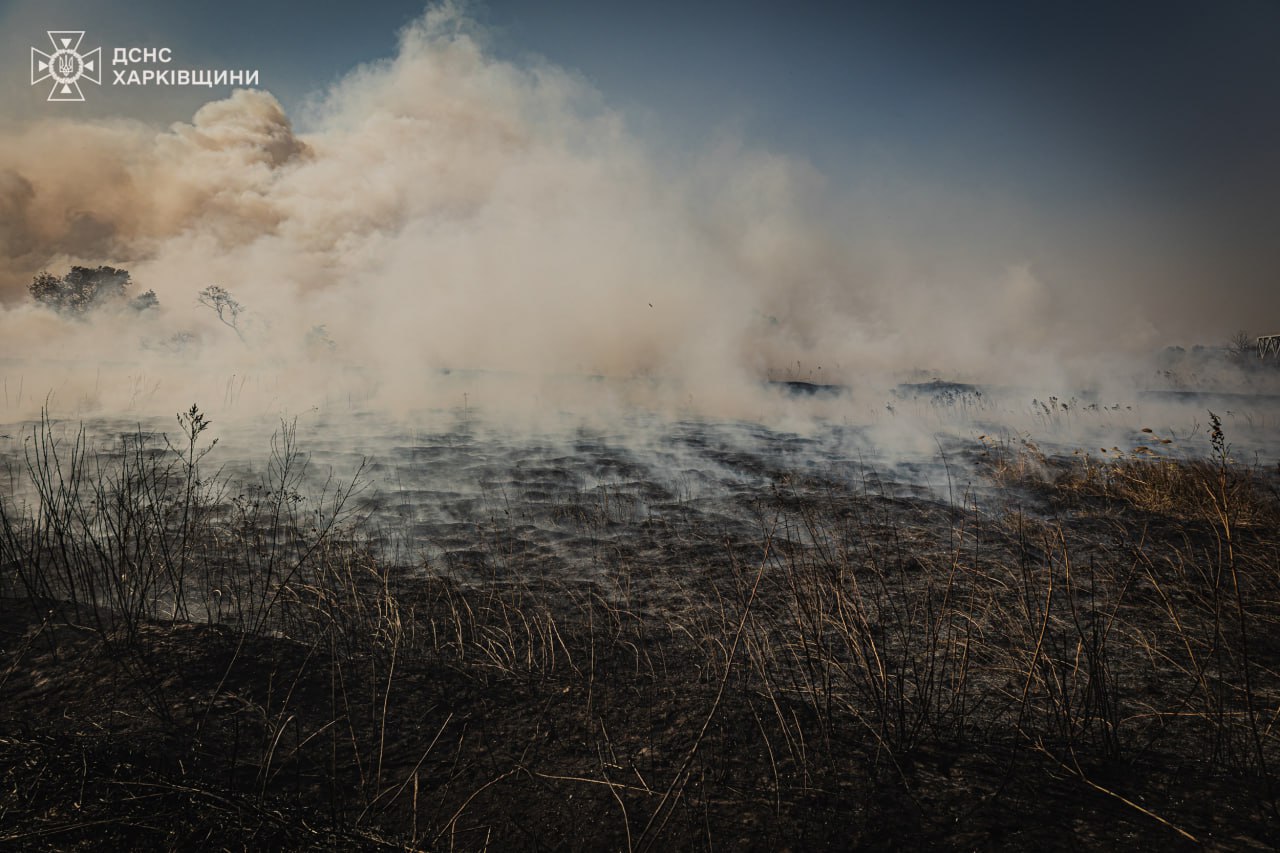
[9,0,1278,196]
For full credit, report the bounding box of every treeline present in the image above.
[29,266,158,316]
[27,266,336,354]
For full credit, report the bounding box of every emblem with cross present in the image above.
[31,31,101,102]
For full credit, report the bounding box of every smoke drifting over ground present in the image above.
[1,3,1277,442]
[7,11,1280,846]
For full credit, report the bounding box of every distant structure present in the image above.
[1258,335,1280,359]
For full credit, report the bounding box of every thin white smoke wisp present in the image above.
[0,2,1276,477]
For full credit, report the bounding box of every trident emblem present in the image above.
[31,31,101,102]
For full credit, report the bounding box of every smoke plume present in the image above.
[0,3,1275,429]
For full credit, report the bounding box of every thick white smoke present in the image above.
[0,2,1274,429]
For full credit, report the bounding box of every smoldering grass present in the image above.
[0,406,1278,848]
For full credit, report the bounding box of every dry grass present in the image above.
[1,406,1278,849]
[980,422,1280,528]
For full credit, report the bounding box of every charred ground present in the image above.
[1,407,1278,850]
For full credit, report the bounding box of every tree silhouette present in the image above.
[1228,329,1254,362]
[29,266,137,316]
[197,285,246,342]
[129,289,160,312]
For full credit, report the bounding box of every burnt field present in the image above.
[1,398,1279,850]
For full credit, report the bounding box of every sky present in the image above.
[1,0,1278,369]
[7,1,1277,199]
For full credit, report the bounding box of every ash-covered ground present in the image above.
[1,377,1279,850]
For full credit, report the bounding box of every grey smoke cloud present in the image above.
[0,2,1263,426]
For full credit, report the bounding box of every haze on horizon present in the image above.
[0,0,1278,417]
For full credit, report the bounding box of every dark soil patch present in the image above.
[2,416,1279,849]
[2,567,1277,851]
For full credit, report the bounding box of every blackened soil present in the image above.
[2,418,1279,850]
